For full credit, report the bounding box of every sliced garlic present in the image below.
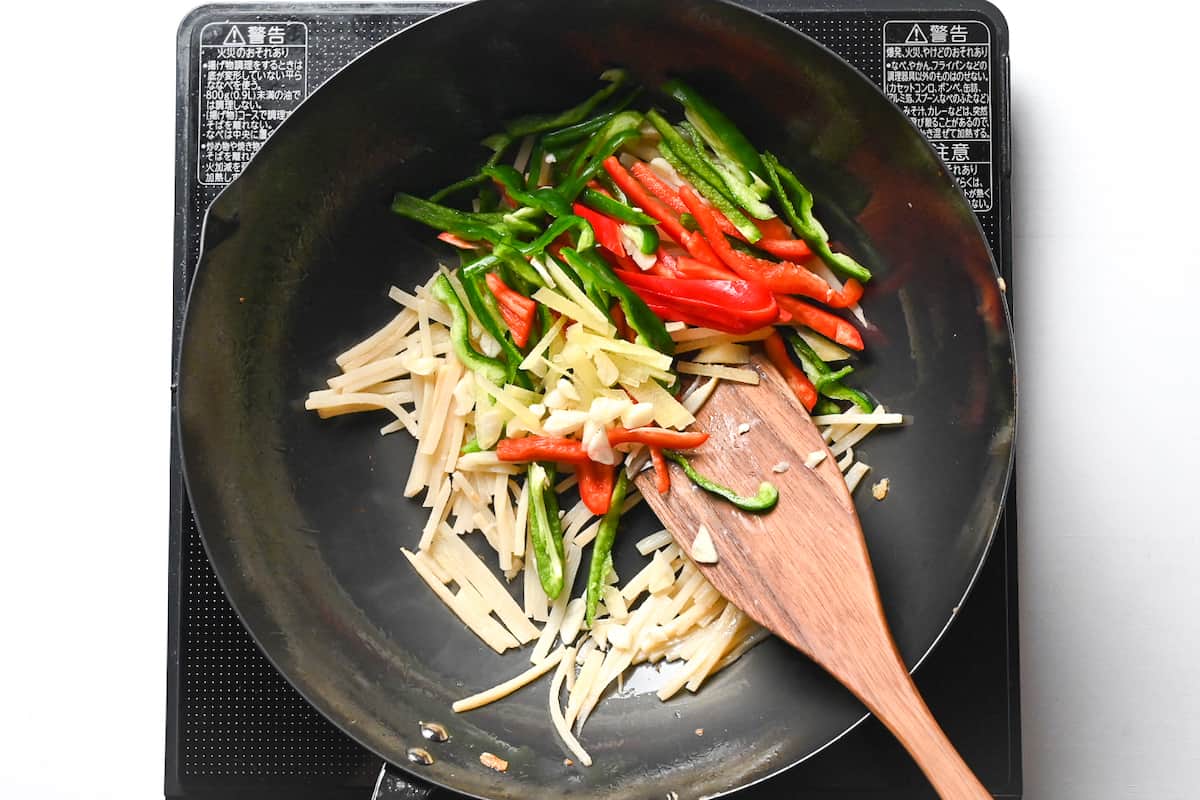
[692,524,718,564]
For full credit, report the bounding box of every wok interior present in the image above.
[177,0,1015,797]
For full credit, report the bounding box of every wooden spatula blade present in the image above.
[635,355,990,800]
[635,355,882,669]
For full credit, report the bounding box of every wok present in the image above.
[177,0,1016,797]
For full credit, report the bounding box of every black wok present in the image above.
[176,0,1016,797]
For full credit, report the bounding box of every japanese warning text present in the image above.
[198,22,308,186]
[883,20,993,211]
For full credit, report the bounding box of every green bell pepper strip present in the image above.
[392,195,539,241]
[548,251,585,291]
[645,111,728,195]
[601,552,615,586]
[497,207,544,237]
[593,171,627,203]
[654,139,761,242]
[461,215,595,280]
[812,398,843,416]
[483,165,572,218]
[459,271,532,389]
[480,208,538,224]
[549,244,602,308]
[475,137,520,193]
[585,470,630,624]
[565,111,643,179]
[460,438,484,456]
[560,247,676,355]
[697,145,778,221]
[679,119,771,200]
[537,303,556,343]
[542,463,566,577]
[498,260,537,299]
[391,194,506,244]
[661,78,768,183]
[663,451,779,512]
[541,111,618,150]
[785,332,873,412]
[524,139,546,191]
[669,117,777,221]
[580,187,659,226]
[560,128,644,201]
[620,224,659,255]
[475,183,501,213]
[761,153,873,283]
[504,68,628,139]
[482,131,513,157]
[527,463,566,601]
[537,84,641,152]
[492,243,546,288]
[430,274,508,386]
[524,214,596,256]
[439,72,627,203]
[587,284,611,317]
[749,170,773,199]
[429,172,489,204]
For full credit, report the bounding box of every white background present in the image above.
[0,1,1196,798]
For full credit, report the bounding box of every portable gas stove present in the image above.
[168,3,1017,797]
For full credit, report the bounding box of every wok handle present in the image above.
[371,762,439,800]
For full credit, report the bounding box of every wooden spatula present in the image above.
[635,354,990,799]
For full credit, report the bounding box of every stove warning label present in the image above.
[883,20,992,212]
[197,21,308,186]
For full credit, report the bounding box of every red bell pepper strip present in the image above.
[754,217,794,240]
[764,331,818,411]
[629,161,687,213]
[438,231,481,250]
[833,277,865,307]
[673,255,738,280]
[757,238,812,260]
[577,460,616,514]
[600,247,636,272]
[484,272,537,347]
[499,428,708,463]
[774,294,865,351]
[649,445,671,494]
[681,230,728,271]
[616,281,777,335]
[681,185,838,304]
[602,157,688,243]
[657,247,678,272]
[660,247,724,279]
[641,296,740,332]
[645,260,677,278]
[599,245,676,278]
[573,202,626,258]
[630,161,745,240]
[607,427,709,449]
[497,437,591,464]
[616,272,778,326]
[636,290,776,334]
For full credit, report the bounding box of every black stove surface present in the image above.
[168,3,1016,798]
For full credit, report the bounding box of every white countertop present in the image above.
[0,1,1196,798]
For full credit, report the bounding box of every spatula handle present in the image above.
[860,671,991,799]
